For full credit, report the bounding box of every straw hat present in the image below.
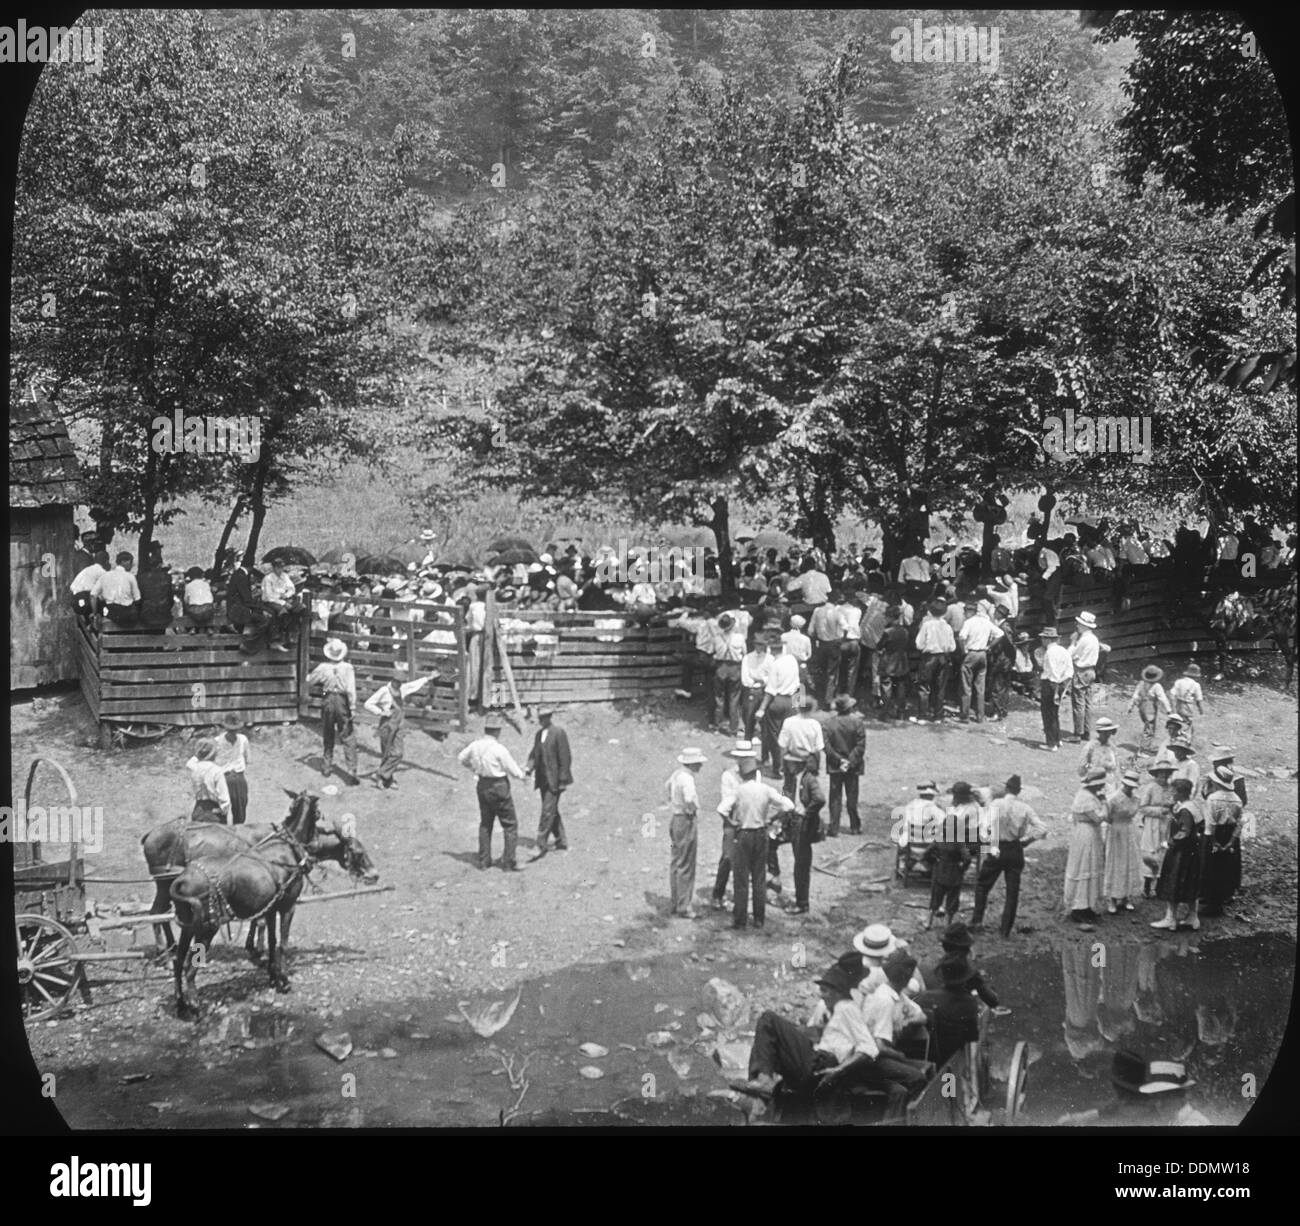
[727,739,758,758]
[1076,611,1098,629]
[1082,768,1108,788]
[1142,665,1163,681]
[1038,626,1060,639]
[1208,746,1235,764]
[1120,769,1141,788]
[1094,716,1119,734]
[852,924,899,961]
[677,747,707,765]
[916,780,938,797]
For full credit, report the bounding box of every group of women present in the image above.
[1062,740,1247,930]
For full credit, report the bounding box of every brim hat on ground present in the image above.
[1038,627,1059,639]
[1142,665,1163,681]
[1094,717,1119,734]
[677,747,707,765]
[1208,746,1235,764]
[323,638,347,661]
[853,924,899,961]
[940,921,973,950]
[1076,611,1098,629]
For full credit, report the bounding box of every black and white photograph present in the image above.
[4,7,1296,1152]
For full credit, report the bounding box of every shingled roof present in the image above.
[10,399,83,508]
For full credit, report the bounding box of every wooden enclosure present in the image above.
[78,617,301,735]
[301,597,469,734]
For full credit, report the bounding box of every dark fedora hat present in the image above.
[814,965,855,996]
[940,921,974,951]
[937,954,975,989]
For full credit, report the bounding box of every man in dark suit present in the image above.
[822,694,866,836]
[912,955,982,1068]
[526,707,573,858]
[225,560,270,652]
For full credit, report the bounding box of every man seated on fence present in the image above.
[70,550,109,622]
[261,558,298,652]
[730,965,884,1107]
[183,566,216,632]
[186,739,233,823]
[90,551,142,627]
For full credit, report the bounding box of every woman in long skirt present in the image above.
[1077,717,1121,790]
[1136,759,1175,896]
[1063,769,1109,924]
[1151,778,1203,932]
[1197,762,1243,917]
[1103,769,1144,912]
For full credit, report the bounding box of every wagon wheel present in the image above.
[15,914,84,1022]
[1004,1040,1030,1123]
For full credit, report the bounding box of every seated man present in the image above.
[859,951,937,1083]
[913,955,983,1067]
[731,966,883,1106]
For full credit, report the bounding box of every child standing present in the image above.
[1168,664,1205,739]
[1126,664,1171,750]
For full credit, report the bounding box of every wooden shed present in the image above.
[10,399,83,690]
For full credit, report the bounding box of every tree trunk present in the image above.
[214,496,245,576]
[136,442,159,564]
[242,448,272,568]
[980,514,997,582]
[709,495,734,593]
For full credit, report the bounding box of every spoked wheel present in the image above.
[16,914,83,1022]
[1005,1040,1030,1123]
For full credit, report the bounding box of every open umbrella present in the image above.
[489,548,538,566]
[319,546,365,565]
[263,545,316,567]
[354,554,407,576]
[488,535,535,555]
[1064,516,1099,529]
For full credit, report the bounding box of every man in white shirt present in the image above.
[837,595,863,697]
[1038,545,1064,626]
[711,613,748,735]
[913,600,956,724]
[1068,611,1102,741]
[731,965,881,1106]
[791,562,832,607]
[669,604,716,701]
[458,720,527,870]
[739,639,771,742]
[91,552,142,626]
[70,550,109,621]
[757,636,801,774]
[777,697,825,794]
[957,600,1004,723]
[719,756,794,928]
[1036,627,1074,750]
[261,560,297,651]
[306,638,360,781]
[211,713,251,825]
[665,747,706,918]
[859,952,935,1098]
[365,671,436,789]
[781,614,813,694]
[712,741,756,910]
[186,739,232,823]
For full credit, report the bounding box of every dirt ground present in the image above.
[11,652,1297,1127]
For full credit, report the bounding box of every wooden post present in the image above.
[482,587,497,708]
[296,607,311,717]
[456,603,469,731]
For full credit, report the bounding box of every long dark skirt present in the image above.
[1198,830,1241,908]
[1155,839,1200,905]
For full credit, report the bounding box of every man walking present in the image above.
[666,747,707,918]
[957,599,1002,722]
[1069,611,1101,741]
[526,707,573,858]
[719,755,794,930]
[823,694,866,836]
[458,721,527,870]
[212,713,251,825]
[912,600,956,724]
[970,775,1047,936]
[711,613,747,736]
[307,638,359,782]
[1036,626,1073,751]
[756,635,801,775]
[364,670,436,789]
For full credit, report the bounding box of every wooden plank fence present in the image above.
[301,598,468,734]
[79,616,300,735]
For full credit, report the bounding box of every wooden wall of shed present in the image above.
[10,506,79,689]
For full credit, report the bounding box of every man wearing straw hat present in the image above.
[306,637,359,783]
[1068,610,1102,741]
[459,720,527,871]
[212,713,251,825]
[185,739,232,824]
[711,740,757,911]
[1035,626,1073,751]
[666,747,707,918]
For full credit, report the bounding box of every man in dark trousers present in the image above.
[527,707,573,858]
[970,775,1047,936]
[225,559,270,651]
[913,955,983,1067]
[822,694,866,836]
[785,752,825,915]
[458,721,527,870]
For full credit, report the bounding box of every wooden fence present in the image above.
[483,608,686,706]
[300,598,468,734]
[78,616,300,741]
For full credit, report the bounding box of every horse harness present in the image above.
[186,822,322,930]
